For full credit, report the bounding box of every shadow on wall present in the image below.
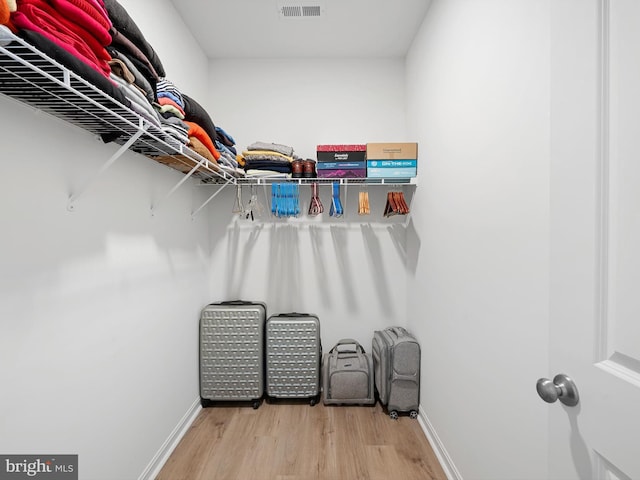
[267,223,302,311]
[360,223,393,316]
[213,193,419,320]
[309,225,332,308]
[330,225,358,313]
[224,221,265,298]
[403,217,421,277]
[387,224,407,266]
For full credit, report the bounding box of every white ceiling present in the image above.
[170,0,432,59]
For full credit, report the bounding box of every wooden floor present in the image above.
[156,400,447,480]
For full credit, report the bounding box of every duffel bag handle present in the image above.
[330,338,365,354]
[220,300,252,305]
[389,326,408,337]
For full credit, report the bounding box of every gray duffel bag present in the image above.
[322,338,375,405]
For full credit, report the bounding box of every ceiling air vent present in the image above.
[278,2,324,19]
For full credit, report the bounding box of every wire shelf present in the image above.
[0,26,233,184]
[0,26,417,191]
[227,176,416,186]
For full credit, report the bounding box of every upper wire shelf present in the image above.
[225,177,417,186]
[0,26,235,185]
[0,26,417,192]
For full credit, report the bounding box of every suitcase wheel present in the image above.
[309,397,317,407]
[200,397,213,408]
[389,410,399,420]
[410,410,419,419]
[252,399,261,409]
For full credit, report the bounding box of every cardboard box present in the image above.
[316,144,366,163]
[366,142,418,160]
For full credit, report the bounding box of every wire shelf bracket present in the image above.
[191,177,235,219]
[67,123,148,211]
[150,144,210,216]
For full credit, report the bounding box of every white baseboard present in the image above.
[138,397,202,480]
[417,406,463,480]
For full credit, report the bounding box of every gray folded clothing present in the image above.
[160,115,189,132]
[108,49,155,103]
[247,141,294,157]
[110,73,161,128]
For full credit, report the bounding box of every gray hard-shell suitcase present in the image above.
[199,300,266,409]
[372,326,420,419]
[322,338,375,405]
[265,312,322,405]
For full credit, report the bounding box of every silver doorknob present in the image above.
[536,373,579,407]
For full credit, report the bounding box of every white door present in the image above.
[549,1,640,478]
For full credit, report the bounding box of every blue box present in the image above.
[366,160,417,178]
[367,160,417,168]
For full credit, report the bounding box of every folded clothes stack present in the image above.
[157,78,184,119]
[154,78,193,146]
[11,0,113,77]
[211,126,243,177]
[5,0,240,180]
[183,120,219,161]
[0,1,17,33]
[108,67,160,126]
[240,141,299,178]
[103,0,164,97]
[181,93,242,175]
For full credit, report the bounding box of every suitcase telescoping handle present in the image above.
[330,338,366,354]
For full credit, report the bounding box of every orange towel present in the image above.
[184,120,220,161]
[0,3,8,24]
[2,0,17,31]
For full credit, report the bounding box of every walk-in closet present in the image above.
[2,1,639,479]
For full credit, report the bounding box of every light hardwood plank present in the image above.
[156,401,447,480]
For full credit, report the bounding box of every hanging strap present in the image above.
[329,182,343,217]
[271,183,278,216]
[308,182,324,216]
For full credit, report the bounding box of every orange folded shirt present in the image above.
[2,0,18,31]
[183,120,220,161]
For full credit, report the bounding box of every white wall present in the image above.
[405,1,550,478]
[205,58,413,350]
[0,1,213,479]
[119,0,210,101]
[0,97,209,480]
[208,58,408,159]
